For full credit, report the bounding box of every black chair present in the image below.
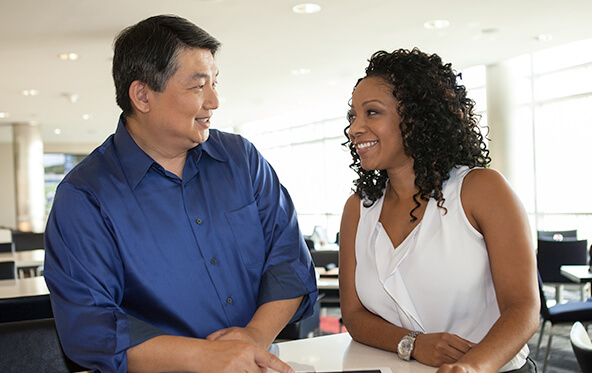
[0,318,88,372]
[304,237,315,251]
[0,242,13,253]
[537,239,588,303]
[310,250,339,270]
[11,231,44,251]
[277,299,321,340]
[310,250,340,309]
[0,294,53,323]
[537,229,578,242]
[536,271,592,372]
[0,261,16,280]
[570,321,592,373]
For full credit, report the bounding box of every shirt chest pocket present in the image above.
[225,201,266,267]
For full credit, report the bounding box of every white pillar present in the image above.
[12,122,45,233]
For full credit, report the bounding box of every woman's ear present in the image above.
[129,80,150,114]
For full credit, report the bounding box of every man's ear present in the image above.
[129,81,151,114]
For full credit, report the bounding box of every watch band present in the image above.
[397,330,422,361]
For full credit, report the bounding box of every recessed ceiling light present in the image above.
[54,128,62,135]
[424,19,450,30]
[82,114,93,120]
[535,34,553,42]
[0,112,10,119]
[291,68,311,75]
[58,52,79,61]
[292,3,321,14]
[22,89,39,96]
[481,28,500,34]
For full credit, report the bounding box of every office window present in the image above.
[530,38,592,242]
[44,153,85,215]
[241,115,352,241]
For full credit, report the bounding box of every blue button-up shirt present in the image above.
[44,117,317,372]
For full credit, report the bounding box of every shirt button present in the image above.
[196,218,202,224]
[210,258,217,265]
[226,297,232,304]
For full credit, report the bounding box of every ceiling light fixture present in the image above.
[292,3,321,14]
[58,52,79,61]
[82,114,93,120]
[291,68,311,75]
[63,93,79,104]
[535,34,553,42]
[0,112,10,119]
[424,19,450,30]
[54,128,62,135]
[22,89,39,96]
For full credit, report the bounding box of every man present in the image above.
[44,14,317,372]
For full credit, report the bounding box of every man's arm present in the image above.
[127,335,295,373]
[207,296,304,350]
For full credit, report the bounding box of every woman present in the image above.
[339,48,539,373]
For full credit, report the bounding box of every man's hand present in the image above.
[127,334,294,373]
[201,339,294,373]
[207,326,266,350]
[412,333,474,367]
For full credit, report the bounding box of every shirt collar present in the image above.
[113,115,229,190]
[193,130,229,164]
[113,115,155,190]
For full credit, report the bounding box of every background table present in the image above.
[560,265,592,283]
[0,276,49,299]
[0,249,45,277]
[273,332,436,373]
[0,277,52,323]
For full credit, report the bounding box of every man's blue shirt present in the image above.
[44,117,317,372]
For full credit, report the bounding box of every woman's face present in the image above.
[347,76,410,172]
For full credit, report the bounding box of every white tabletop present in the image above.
[560,265,592,283]
[0,276,49,299]
[0,249,45,268]
[273,333,436,373]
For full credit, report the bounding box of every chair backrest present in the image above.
[0,242,13,253]
[537,239,588,283]
[0,261,16,280]
[0,318,87,372]
[570,321,592,372]
[304,237,315,250]
[11,231,44,251]
[537,270,552,321]
[310,250,339,270]
[0,294,54,323]
[538,229,578,242]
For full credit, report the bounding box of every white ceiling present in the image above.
[1,0,592,145]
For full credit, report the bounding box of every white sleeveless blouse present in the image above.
[354,166,528,371]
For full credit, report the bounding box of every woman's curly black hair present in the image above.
[344,48,491,221]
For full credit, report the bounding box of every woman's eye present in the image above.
[347,112,356,123]
[367,109,378,116]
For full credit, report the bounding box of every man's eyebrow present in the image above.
[190,70,219,80]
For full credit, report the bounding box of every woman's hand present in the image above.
[435,362,479,373]
[412,333,474,367]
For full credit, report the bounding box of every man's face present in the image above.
[145,48,219,152]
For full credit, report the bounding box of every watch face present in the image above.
[400,337,413,354]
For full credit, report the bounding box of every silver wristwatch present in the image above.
[397,330,422,361]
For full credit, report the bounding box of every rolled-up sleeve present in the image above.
[247,142,318,322]
[44,183,164,372]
